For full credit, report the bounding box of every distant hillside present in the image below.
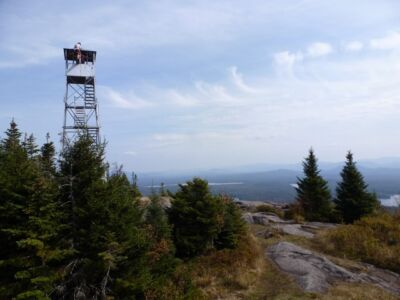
[136,164,400,204]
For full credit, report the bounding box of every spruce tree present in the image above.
[130,172,142,198]
[215,195,245,250]
[334,151,379,223]
[0,120,30,297]
[143,194,177,293]
[23,133,40,160]
[0,121,64,299]
[57,136,154,298]
[295,149,333,221]
[169,178,222,257]
[40,133,56,176]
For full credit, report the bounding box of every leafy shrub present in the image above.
[283,202,304,223]
[255,204,284,218]
[186,233,262,299]
[215,195,246,250]
[169,178,247,258]
[316,213,400,272]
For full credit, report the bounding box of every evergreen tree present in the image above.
[0,121,64,299]
[146,194,173,241]
[215,195,245,250]
[143,194,177,293]
[169,178,222,258]
[56,136,154,298]
[160,182,167,196]
[130,171,142,198]
[23,133,40,160]
[40,133,56,176]
[295,149,333,221]
[334,151,379,223]
[0,120,30,297]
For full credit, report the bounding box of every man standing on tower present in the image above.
[74,42,82,64]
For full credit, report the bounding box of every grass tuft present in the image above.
[315,213,400,273]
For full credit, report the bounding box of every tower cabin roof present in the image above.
[64,48,96,62]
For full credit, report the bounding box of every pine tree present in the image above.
[146,193,173,241]
[169,178,222,258]
[0,120,32,297]
[295,149,333,221]
[0,121,64,299]
[57,135,110,297]
[215,195,245,249]
[143,194,177,294]
[23,133,40,159]
[40,133,56,176]
[334,151,379,223]
[130,172,142,198]
[56,136,154,298]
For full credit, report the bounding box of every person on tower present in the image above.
[74,42,82,64]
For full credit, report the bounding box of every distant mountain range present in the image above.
[134,157,400,206]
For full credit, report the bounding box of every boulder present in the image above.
[243,212,288,225]
[271,224,315,238]
[267,242,400,295]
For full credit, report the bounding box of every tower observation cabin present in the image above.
[62,45,100,150]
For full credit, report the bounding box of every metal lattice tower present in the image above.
[62,47,100,150]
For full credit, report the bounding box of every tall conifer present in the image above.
[295,149,333,221]
[0,121,64,299]
[334,151,379,223]
[57,136,154,298]
[169,178,221,257]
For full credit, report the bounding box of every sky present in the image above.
[1,0,400,172]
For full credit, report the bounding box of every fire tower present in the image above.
[62,47,100,150]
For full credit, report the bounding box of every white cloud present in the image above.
[99,86,154,109]
[151,133,187,147]
[344,41,363,52]
[307,42,333,57]
[123,50,400,166]
[0,1,249,68]
[370,32,400,50]
[166,90,200,107]
[229,66,259,93]
[274,51,303,66]
[124,151,138,156]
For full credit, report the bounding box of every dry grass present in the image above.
[246,221,400,300]
[321,283,399,300]
[176,213,400,299]
[314,213,400,273]
[255,204,284,218]
[186,233,265,299]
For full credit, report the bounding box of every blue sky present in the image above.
[1,0,400,172]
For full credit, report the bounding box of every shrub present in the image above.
[169,179,247,258]
[255,204,283,218]
[283,202,304,223]
[316,213,400,272]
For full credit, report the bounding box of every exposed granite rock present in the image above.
[235,200,289,211]
[243,212,289,225]
[271,223,315,238]
[243,212,316,238]
[267,241,400,295]
[243,212,339,238]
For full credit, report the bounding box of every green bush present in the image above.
[317,213,400,272]
[283,202,304,223]
[169,178,246,258]
[255,204,283,218]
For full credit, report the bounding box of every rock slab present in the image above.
[267,241,400,295]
